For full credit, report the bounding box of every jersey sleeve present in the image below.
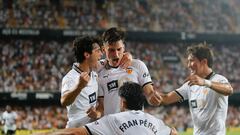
[61,75,77,96]
[157,119,172,135]
[133,59,152,87]
[85,116,112,135]
[175,82,189,101]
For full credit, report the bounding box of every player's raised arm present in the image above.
[61,72,90,107]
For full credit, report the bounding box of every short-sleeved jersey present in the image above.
[61,63,98,128]
[176,72,229,135]
[85,110,171,135]
[2,111,17,131]
[98,59,152,115]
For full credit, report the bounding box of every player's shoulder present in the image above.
[62,69,77,81]
[131,59,147,67]
[212,73,228,81]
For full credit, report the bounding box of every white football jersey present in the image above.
[61,63,98,128]
[98,59,152,115]
[85,110,171,135]
[176,72,229,135]
[2,111,17,132]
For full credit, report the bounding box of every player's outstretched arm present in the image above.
[39,127,89,135]
[160,91,182,105]
[143,84,162,106]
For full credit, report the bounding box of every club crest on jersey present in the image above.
[89,92,96,104]
[107,80,118,93]
[126,68,133,74]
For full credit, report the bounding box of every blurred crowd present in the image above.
[1,0,240,33]
[0,105,239,131]
[0,106,67,130]
[1,40,240,93]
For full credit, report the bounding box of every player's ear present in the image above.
[84,52,90,59]
[120,98,127,112]
[201,58,208,65]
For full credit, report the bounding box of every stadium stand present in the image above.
[1,0,240,134]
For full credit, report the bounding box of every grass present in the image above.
[179,127,240,135]
[0,128,239,135]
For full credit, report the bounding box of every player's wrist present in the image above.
[204,79,212,87]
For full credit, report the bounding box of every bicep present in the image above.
[142,83,154,96]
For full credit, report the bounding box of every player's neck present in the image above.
[78,62,90,73]
[202,68,213,79]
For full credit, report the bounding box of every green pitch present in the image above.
[0,128,239,135]
[180,127,240,135]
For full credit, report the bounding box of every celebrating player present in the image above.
[46,82,178,135]
[159,43,233,135]
[97,27,161,116]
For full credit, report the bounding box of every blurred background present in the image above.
[0,0,240,134]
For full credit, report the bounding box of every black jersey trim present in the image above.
[73,64,83,73]
[85,126,93,135]
[174,90,184,101]
[142,81,153,88]
[205,71,215,80]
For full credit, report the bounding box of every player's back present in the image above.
[107,110,171,135]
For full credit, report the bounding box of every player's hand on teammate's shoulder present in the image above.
[184,74,205,86]
[119,52,132,69]
[87,106,102,120]
[78,72,90,89]
[170,127,179,135]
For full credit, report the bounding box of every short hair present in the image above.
[186,43,214,68]
[118,82,145,110]
[102,27,126,46]
[73,35,100,63]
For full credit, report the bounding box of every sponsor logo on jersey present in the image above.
[143,72,150,78]
[190,100,197,108]
[89,92,96,104]
[107,80,118,93]
[103,74,109,78]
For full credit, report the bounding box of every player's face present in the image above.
[104,40,125,67]
[187,54,204,76]
[89,43,102,68]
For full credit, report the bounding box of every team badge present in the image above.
[126,68,133,74]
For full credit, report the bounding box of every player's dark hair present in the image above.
[73,35,99,63]
[119,82,145,110]
[186,42,214,68]
[102,27,126,45]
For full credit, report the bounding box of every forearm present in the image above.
[207,81,233,96]
[61,86,84,106]
[47,127,89,135]
[96,98,104,117]
[160,91,181,105]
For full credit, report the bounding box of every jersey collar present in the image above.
[205,71,215,80]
